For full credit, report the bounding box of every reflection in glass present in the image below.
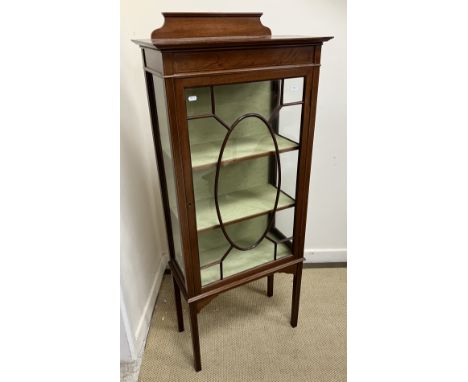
[153,75,185,277]
[279,105,302,143]
[185,87,211,117]
[283,77,304,103]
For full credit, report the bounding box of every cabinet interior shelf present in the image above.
[190,132,298,170]
[195,184,295,232]
[199,229,292,286]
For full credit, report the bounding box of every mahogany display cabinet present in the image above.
[133,12,333,371]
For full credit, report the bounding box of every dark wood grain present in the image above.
[163,76,199,297]
[290,262,303,327]
[189,302,201,371]
[172,46,317,75]
[168,260,188,299]
[151,12,271,39]
[276,263,299,275]
[143,48,163,75]
[133,35,333,51]
[303,262,347,268]
[172,79,203,297]
[172,276,184,332]
[267,274,274,297]
[188,257,304,304]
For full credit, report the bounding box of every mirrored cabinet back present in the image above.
[133,12,333,371]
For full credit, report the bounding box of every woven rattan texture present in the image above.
[138,268,346,382]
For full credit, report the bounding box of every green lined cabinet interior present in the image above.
[134,12,332,372]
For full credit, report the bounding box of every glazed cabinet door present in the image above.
[178,74,308,289]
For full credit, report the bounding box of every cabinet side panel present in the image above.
[144,48,164,75]
[142,70,175,262]
[149,75,187,280]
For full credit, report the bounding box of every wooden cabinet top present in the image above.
[133,12,333,51]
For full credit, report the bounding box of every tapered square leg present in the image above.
[172,276,184,332]
[189,302,201,371]
[267,274,274,297]
[290,263,303,327]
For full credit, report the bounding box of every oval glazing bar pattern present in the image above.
[214,113,282,251]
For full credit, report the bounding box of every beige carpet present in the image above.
[138,268,346,382]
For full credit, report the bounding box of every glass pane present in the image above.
[274,208,295,239]
[184,87,211,117]
[185,77,303,287]
[153,75,185,277]
[283,77,304,103]
[279,150,298,198]
[198,217,283,286]
[199,214,294,286]
[214,80,279,126]
[278,105,302,143]
[187,117,225,169]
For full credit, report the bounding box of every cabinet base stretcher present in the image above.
[170,260,303,372]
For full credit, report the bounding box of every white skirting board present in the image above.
[304,248,347,263]
[120,253,168,382]
[121,253,169,365]
[133,254,169,355]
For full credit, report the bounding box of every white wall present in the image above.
[296,1,347,262]
[121,0,346,359]
[120,0,171,361]
[120,303,134,362]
